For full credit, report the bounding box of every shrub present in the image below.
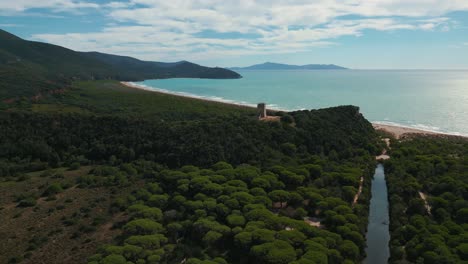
[18,197,36,207]
[42,183,63,196]
[16,174,31,182]
[280,114,294,124]
[125,234,168,249]
[69,162,80,170]
[123,219,164,235]
[227,214,246,227]
[101,254,126,264]
[52,172,64,179]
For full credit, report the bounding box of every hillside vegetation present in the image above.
[0,29,240,101]
[0,80,382,263]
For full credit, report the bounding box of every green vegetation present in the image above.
[0,82,379,169]
[33,80,255,120]
[82,157,375,264]
[8,27,465,263]
[0,78,381,263]
[1,27,466,264]
[0,29,240,101]
[385,136,468,263]
[0,165,138,264]
[42,183,63,197]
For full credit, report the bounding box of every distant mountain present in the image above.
[230,62,347,70]
[0,29,241,100]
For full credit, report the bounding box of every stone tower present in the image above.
[257,103,267,119]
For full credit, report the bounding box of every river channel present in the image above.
[364,164,390,263]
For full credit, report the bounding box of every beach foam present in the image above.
[125,82,290,111]
[373,121,467,137]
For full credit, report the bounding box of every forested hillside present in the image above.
[0,81,381,263]
[385,137,468,263]
[0,29,240,101]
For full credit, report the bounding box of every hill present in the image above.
[230,62,347,70]
[0,29,241,100]
[80,52,241,80]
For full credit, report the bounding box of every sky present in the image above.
[1,0,468,69]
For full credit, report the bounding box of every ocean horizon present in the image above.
[134,69,468,136]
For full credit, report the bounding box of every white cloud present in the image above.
[416,17,451,31]
[0,24,23,27]
[28,0,468,62]
[0,0,98,12]
[104,2,134,9]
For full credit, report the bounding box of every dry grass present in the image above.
[0,166,136,264]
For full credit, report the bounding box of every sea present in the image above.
[133,70,468,136]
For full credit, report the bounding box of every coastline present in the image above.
[121,81,467,139]
[372,123,467,139]
[121,81,258,110]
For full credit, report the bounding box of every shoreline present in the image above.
[372,123,467,139]
[122,81,287,112]
[121,81,259,110]
[121,81,467,139]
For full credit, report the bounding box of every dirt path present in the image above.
[304,217,323,228]
[357,137,391,207]
[352,176,364,207]
[418,191,432,215]
[376,138,391,160]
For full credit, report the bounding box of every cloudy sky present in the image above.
[1,0,468,68]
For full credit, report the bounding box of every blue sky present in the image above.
[1,0,468,69]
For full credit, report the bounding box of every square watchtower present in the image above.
[257,103,266,119]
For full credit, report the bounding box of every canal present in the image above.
[364,164,390,263]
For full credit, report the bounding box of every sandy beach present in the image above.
[121,81,288,114]
[121,81,258,110]
[372,123,466,139]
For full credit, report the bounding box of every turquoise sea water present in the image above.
[135,70,468,136]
